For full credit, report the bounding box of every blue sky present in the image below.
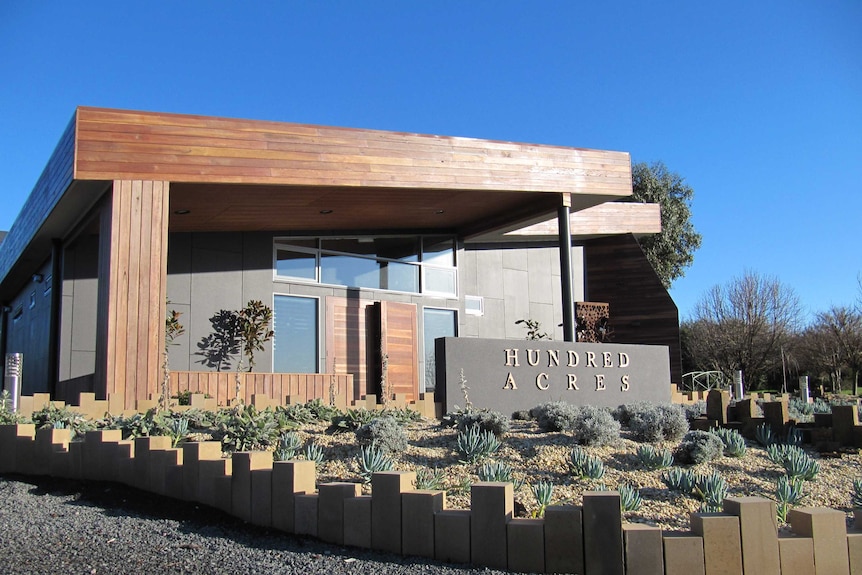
[1,1,860,321]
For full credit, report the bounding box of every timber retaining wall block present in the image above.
[132,436,171,491]
[833,405,860,447]
[544,504,584,574]
[788,507,850,575]
[181,441,222,503]
[231,451,273,524]
[778,537,816,575]
[847,532,862,575]
[506,518,544,574]
[318,482,361,545]
[691,512,743,575]
[294,493,319,537]
[343,495,372,549]
[402,490,445,559]
[34,427,71,476]
[371,471,415,555]
[434,509,470,565]
[706,390,731,424]
[663,533,705,575]
[250,468,273,527]
[723,497,780,575]
[623,523,664,575]
[583,491,624,575]
[198,458,231,510]
[470,482,513,570]
[272,460,316,534]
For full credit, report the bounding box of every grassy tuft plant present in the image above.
[782,449,820,482]
[693,471,728,510]
[636,445,674,470]
[455,425,501,464]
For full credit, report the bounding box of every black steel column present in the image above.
[47,239,62,397]
[558,204,576,342]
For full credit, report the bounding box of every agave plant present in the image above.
[455,425,500,464]
[478,461,526,491]
[636,445,674,470]
[693,471,728,511]
[661,467,695,494]
[776,475,805,522]
[569,447,604,480]
[618,483,643,512]
[356,444,394,484]
[304,442,325,466]
[782,449,820,482]
[414,467,446,491]
[710,427,746,458]
[531,481,554,518]
[274,431,303,461]
[755,423,775,447]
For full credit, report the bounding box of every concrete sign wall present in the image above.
[435,337,671,415]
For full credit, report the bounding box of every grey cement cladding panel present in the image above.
[436,338,671,414]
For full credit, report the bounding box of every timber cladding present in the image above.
[584,234,683,383]
[72,107,632,194]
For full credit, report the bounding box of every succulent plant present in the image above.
[456,424,501,464]
[357,444,394,484]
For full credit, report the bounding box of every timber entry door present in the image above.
[325,296,419,403]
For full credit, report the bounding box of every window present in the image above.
[465,295,484,316]
[274,236,456,297]
[272,295,319,373]
[423,307,457,392]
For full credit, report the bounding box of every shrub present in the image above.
[30,403,95,438]
[613,401,653,426]
[625,403,689,443]
[675,431,724,464]
[456,410,510,438]
[217,405,281,453]
[531,401,580,432]
[355,416,408,455]
[788,397,814,422]
[511,410,532,421]
[330,408,377,432]
[682,400,706,421]
[573,405,620,447]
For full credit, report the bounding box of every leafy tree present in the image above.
[682,270,803,389]
[237,300,274,373]
[630,161,702,288]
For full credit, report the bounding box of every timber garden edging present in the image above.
[1,423,862,574]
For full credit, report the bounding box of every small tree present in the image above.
[629,161,702,288]
[233,300,274,402]
[161,308,185,411]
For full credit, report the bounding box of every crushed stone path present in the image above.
[0,476,505,575]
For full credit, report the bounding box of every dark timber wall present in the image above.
[584,234,682,383]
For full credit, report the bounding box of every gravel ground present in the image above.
[0,475,505,575]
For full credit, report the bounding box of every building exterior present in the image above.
[0,107,680,411]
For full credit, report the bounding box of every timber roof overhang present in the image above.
[0,106,638,300]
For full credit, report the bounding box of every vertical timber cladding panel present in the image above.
[97,181,169,408]
[325,296,374,399]
[584,234,683,383]
[379,301,419,403]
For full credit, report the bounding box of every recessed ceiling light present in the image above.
[436,209,445,214]
[173,209,191,215]
[319,209,333,214]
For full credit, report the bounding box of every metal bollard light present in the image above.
[798,376,810,403]
[732,370,744,400]
[4,353,22,412]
